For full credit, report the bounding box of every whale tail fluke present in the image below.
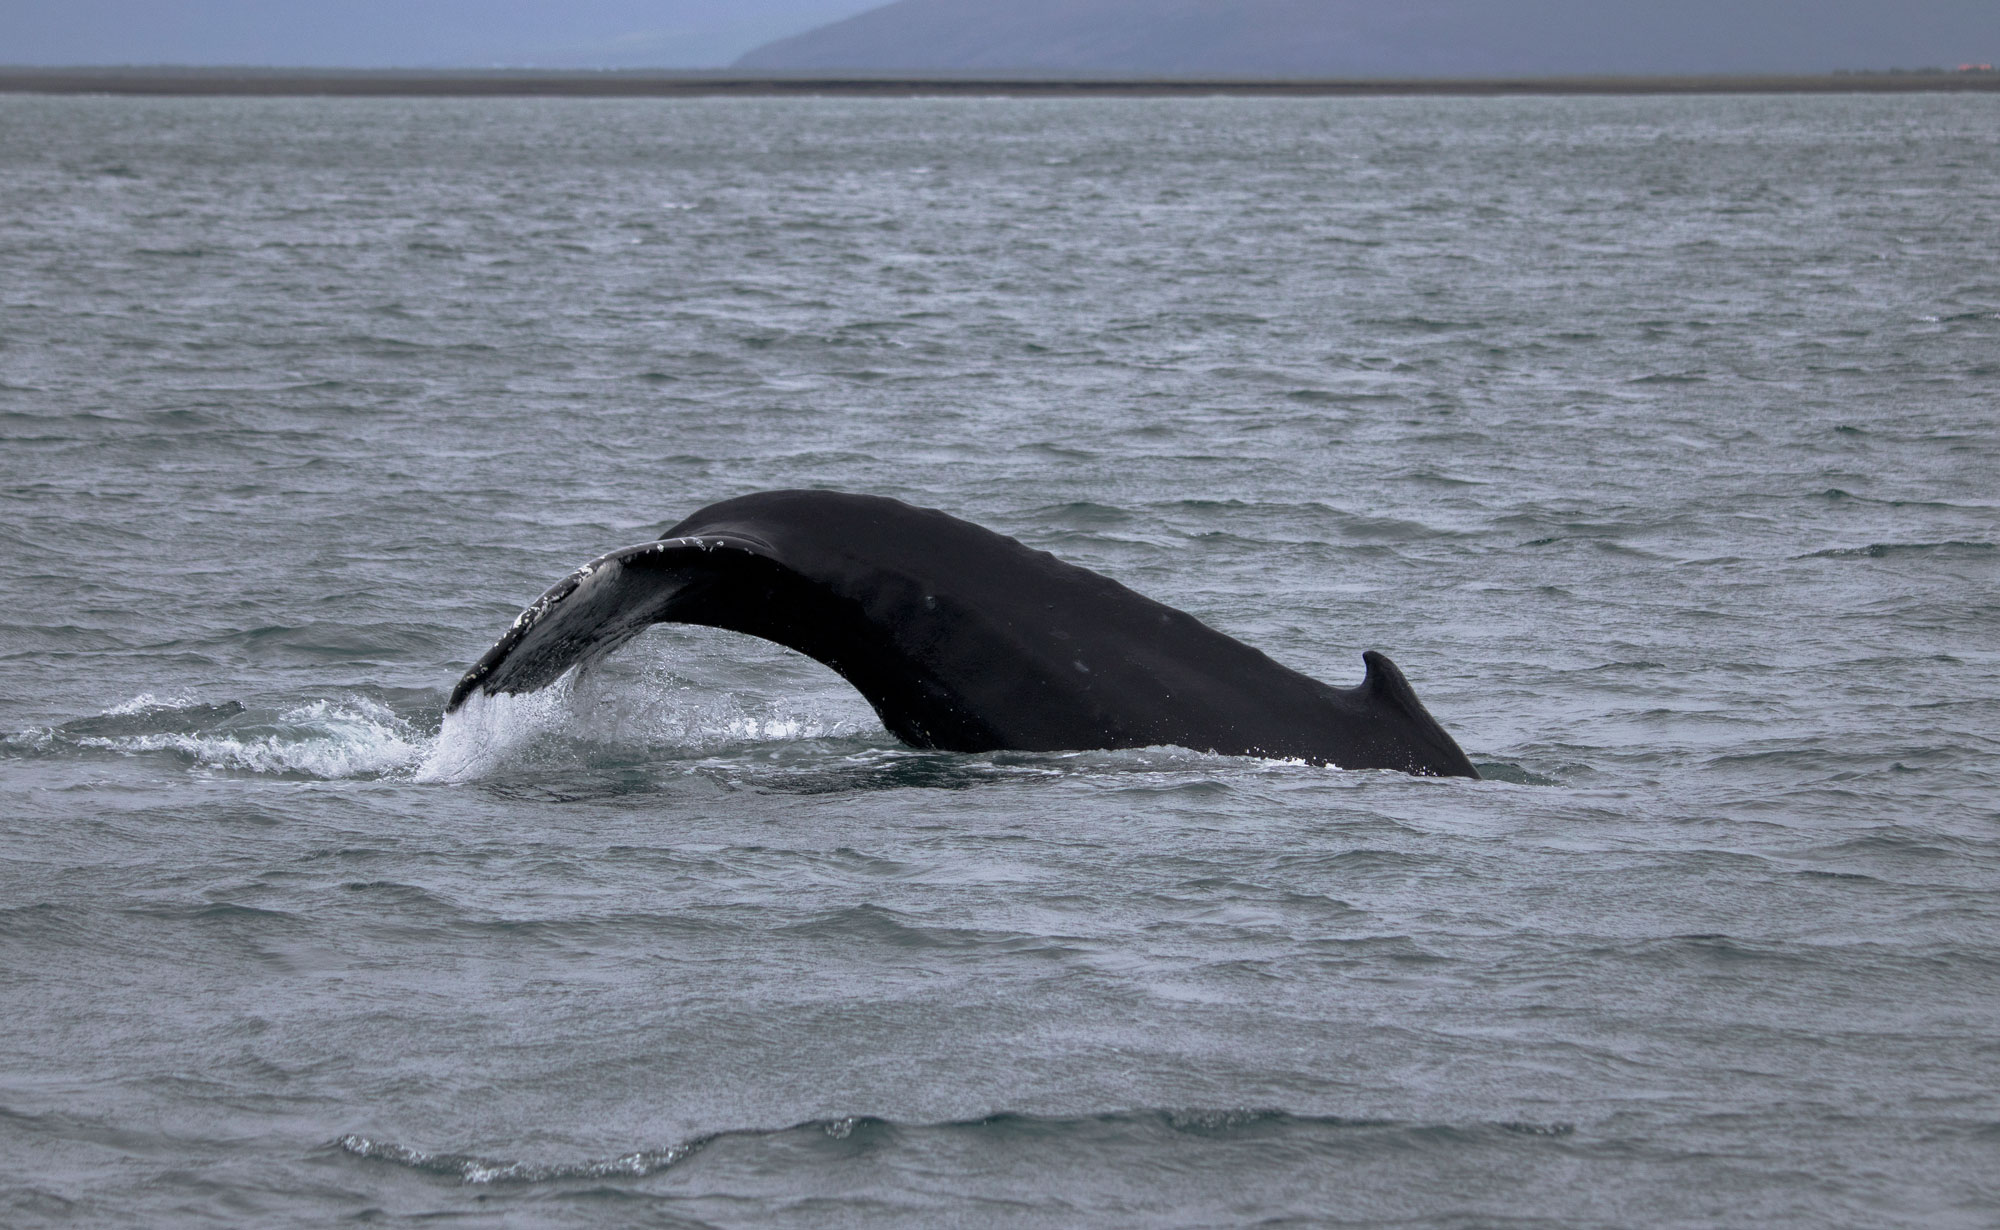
[445,536,759,714]
[445,491,1480,777]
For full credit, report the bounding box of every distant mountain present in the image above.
[734,0,2000,76]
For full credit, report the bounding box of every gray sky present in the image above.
[4,0,1993,72]
[741,0,2000,76]
[0,0,880,67]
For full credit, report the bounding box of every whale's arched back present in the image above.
[448,490,1478,778]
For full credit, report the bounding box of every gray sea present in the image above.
[2,91,1997,1227]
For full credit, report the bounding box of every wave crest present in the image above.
[333,1108,1579,1187]
[9,695,424,779]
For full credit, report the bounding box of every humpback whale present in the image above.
[448,490,1478,778]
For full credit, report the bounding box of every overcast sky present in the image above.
[4,0,1993,72]
[0,0,881,67]
[743,0,1999,76]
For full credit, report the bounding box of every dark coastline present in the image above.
[3,66,1999,98]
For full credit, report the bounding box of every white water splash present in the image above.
[415,667,872,784]
[75,697,425,779]
[413,680,579,784]
[24,662,875,785]
[564,665,868,749]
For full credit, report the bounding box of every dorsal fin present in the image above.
[1360,650,1480,779]
[1361,649,1430,715]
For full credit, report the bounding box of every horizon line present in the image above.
[4,66,1998,98]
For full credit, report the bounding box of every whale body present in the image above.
[448,490,1478,778]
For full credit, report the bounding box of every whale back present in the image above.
[449,490,1478,777]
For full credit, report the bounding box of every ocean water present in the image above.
[1,92,1997,1226]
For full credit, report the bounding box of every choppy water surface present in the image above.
[2,93,1997,1226]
